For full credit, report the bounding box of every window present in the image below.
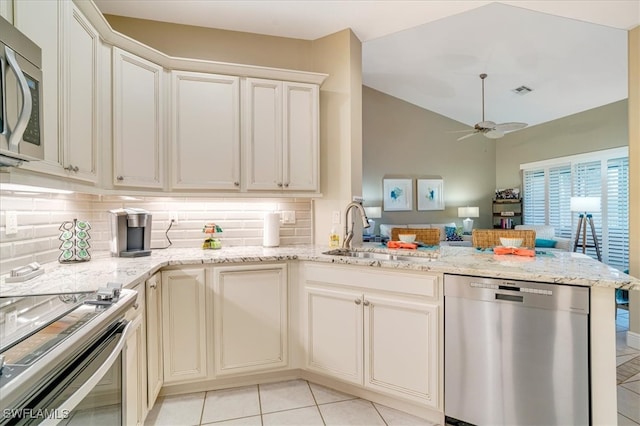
[521,147,629,271]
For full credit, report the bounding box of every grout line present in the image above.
[306,380,327,426]
[617,412,640,426]
[369,400,389,426]
[198,392,207,426]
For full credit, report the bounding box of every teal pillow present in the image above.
[535,238,557,248]
[445,226,463,241]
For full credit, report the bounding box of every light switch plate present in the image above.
[5,211,18,235]
[332,210,341,224]
[281,211,296,224]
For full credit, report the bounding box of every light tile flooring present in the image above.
[146,308,640,426]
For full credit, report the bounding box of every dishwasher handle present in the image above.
[495,293,524,303]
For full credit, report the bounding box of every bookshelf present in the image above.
[493,199,522,229]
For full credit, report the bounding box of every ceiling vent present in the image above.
[512,85,533,95]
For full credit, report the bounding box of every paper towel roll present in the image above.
[263,212,280,247]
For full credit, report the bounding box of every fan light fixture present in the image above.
[454,73,528,141]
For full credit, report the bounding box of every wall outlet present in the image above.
[5,211,18,235]
[5,309,17,334]
[332,210,341,224]
[281,211,296,224]
[169,211,179,224]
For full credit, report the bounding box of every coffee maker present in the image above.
[109,208,152,257]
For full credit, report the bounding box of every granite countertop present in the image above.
[1,244,638,297]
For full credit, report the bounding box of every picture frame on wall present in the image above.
[383,178,413,211]
[417,179,444,211]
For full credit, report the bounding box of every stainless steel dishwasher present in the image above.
[444,274,590,426]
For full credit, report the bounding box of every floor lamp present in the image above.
[570,196,602,261]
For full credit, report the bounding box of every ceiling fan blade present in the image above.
[448,129,475,133]
[457,132,479,141]
[494,122,528,132]
[476,121,496,129]
[485,129,504,139]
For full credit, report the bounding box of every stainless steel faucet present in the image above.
[342,202,370,248]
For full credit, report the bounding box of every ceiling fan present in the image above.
[455,73,528,141]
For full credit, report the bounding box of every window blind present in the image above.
[521,148,629,271]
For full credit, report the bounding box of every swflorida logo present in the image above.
[2,409,70,420]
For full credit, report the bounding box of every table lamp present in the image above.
[458,207,479,234]
[364,206,382,236]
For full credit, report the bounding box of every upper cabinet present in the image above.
[243,78,319,192]
[171,71,240,190]
[14,1,100,183]
[112,47,164,188]
[61,2,99,182]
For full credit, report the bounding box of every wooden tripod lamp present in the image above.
[570,196,602,261]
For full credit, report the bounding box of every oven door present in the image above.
[3,319,130,425]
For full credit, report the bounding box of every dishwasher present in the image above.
[444,274,590,426]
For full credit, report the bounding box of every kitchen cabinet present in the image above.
[145,273,163,411]
[212,264,288,376]
[13,1,100,182]
[60,2,99,182]
[113,47,164,188]
[161,267,209,383]
[302,263,441,407]
[124,283,148,426]
[243,78,319,192]
[171,71,240,190]
[0,0,12,24]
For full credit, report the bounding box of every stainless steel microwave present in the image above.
[0,16,44,167]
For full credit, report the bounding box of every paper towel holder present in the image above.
[263,212,281,247]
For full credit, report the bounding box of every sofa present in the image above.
[514,224,572,251]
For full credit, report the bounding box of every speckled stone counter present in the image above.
[1,244,638,297]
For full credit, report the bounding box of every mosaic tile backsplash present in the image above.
[0,191,313,273]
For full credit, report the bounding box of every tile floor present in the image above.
[146,308,640,426]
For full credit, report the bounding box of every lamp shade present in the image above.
[570,197,601,213]
[364,206,382,218]
[458,207,479,218]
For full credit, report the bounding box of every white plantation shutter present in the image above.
[523,169,546,225]
[606,157,629,270]
[548,165,572,239]
[520,147,629,271]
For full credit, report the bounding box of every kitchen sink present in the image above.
[322,249,435,263]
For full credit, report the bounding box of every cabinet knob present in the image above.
[116,176,124,181]
[149,282,157,289]
[234,181,240,186]
[64,165,79,172]
[363,300,370,306]
[277,182,283,187]
[133,303,139,310]
[284,183,289,188]
[354,299,362,305]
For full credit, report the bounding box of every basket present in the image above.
[472,229,536,249]
[391,228,441,245]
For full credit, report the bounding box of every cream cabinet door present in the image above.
[113,47,164,188]
[124,314,145,426]
[61,2,99,182]
[304,285,363,385]
[171,71,240,190]
[243,78,282,190]
[282,82,319,191]
[364,294,439,407]
[213,264,288,375]
[161,268,208,383]
[145,273,163,411]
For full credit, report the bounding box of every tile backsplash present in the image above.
[0,191,313,273]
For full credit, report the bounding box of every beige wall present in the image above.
[495,100,628,189]
[104,15,314,71]
[362,86,496,231]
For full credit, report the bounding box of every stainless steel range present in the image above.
[0,285,136,425]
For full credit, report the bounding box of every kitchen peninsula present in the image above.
[1,245,637,425]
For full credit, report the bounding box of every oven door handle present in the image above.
[39,319,132,425]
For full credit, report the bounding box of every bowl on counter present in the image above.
[500,237,523,248]
[398,234,417,243]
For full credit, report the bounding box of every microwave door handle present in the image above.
[39,320,133,425]
[4,46,32,152]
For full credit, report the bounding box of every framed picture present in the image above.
[417,179,444,211]
[383,179,413,211]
